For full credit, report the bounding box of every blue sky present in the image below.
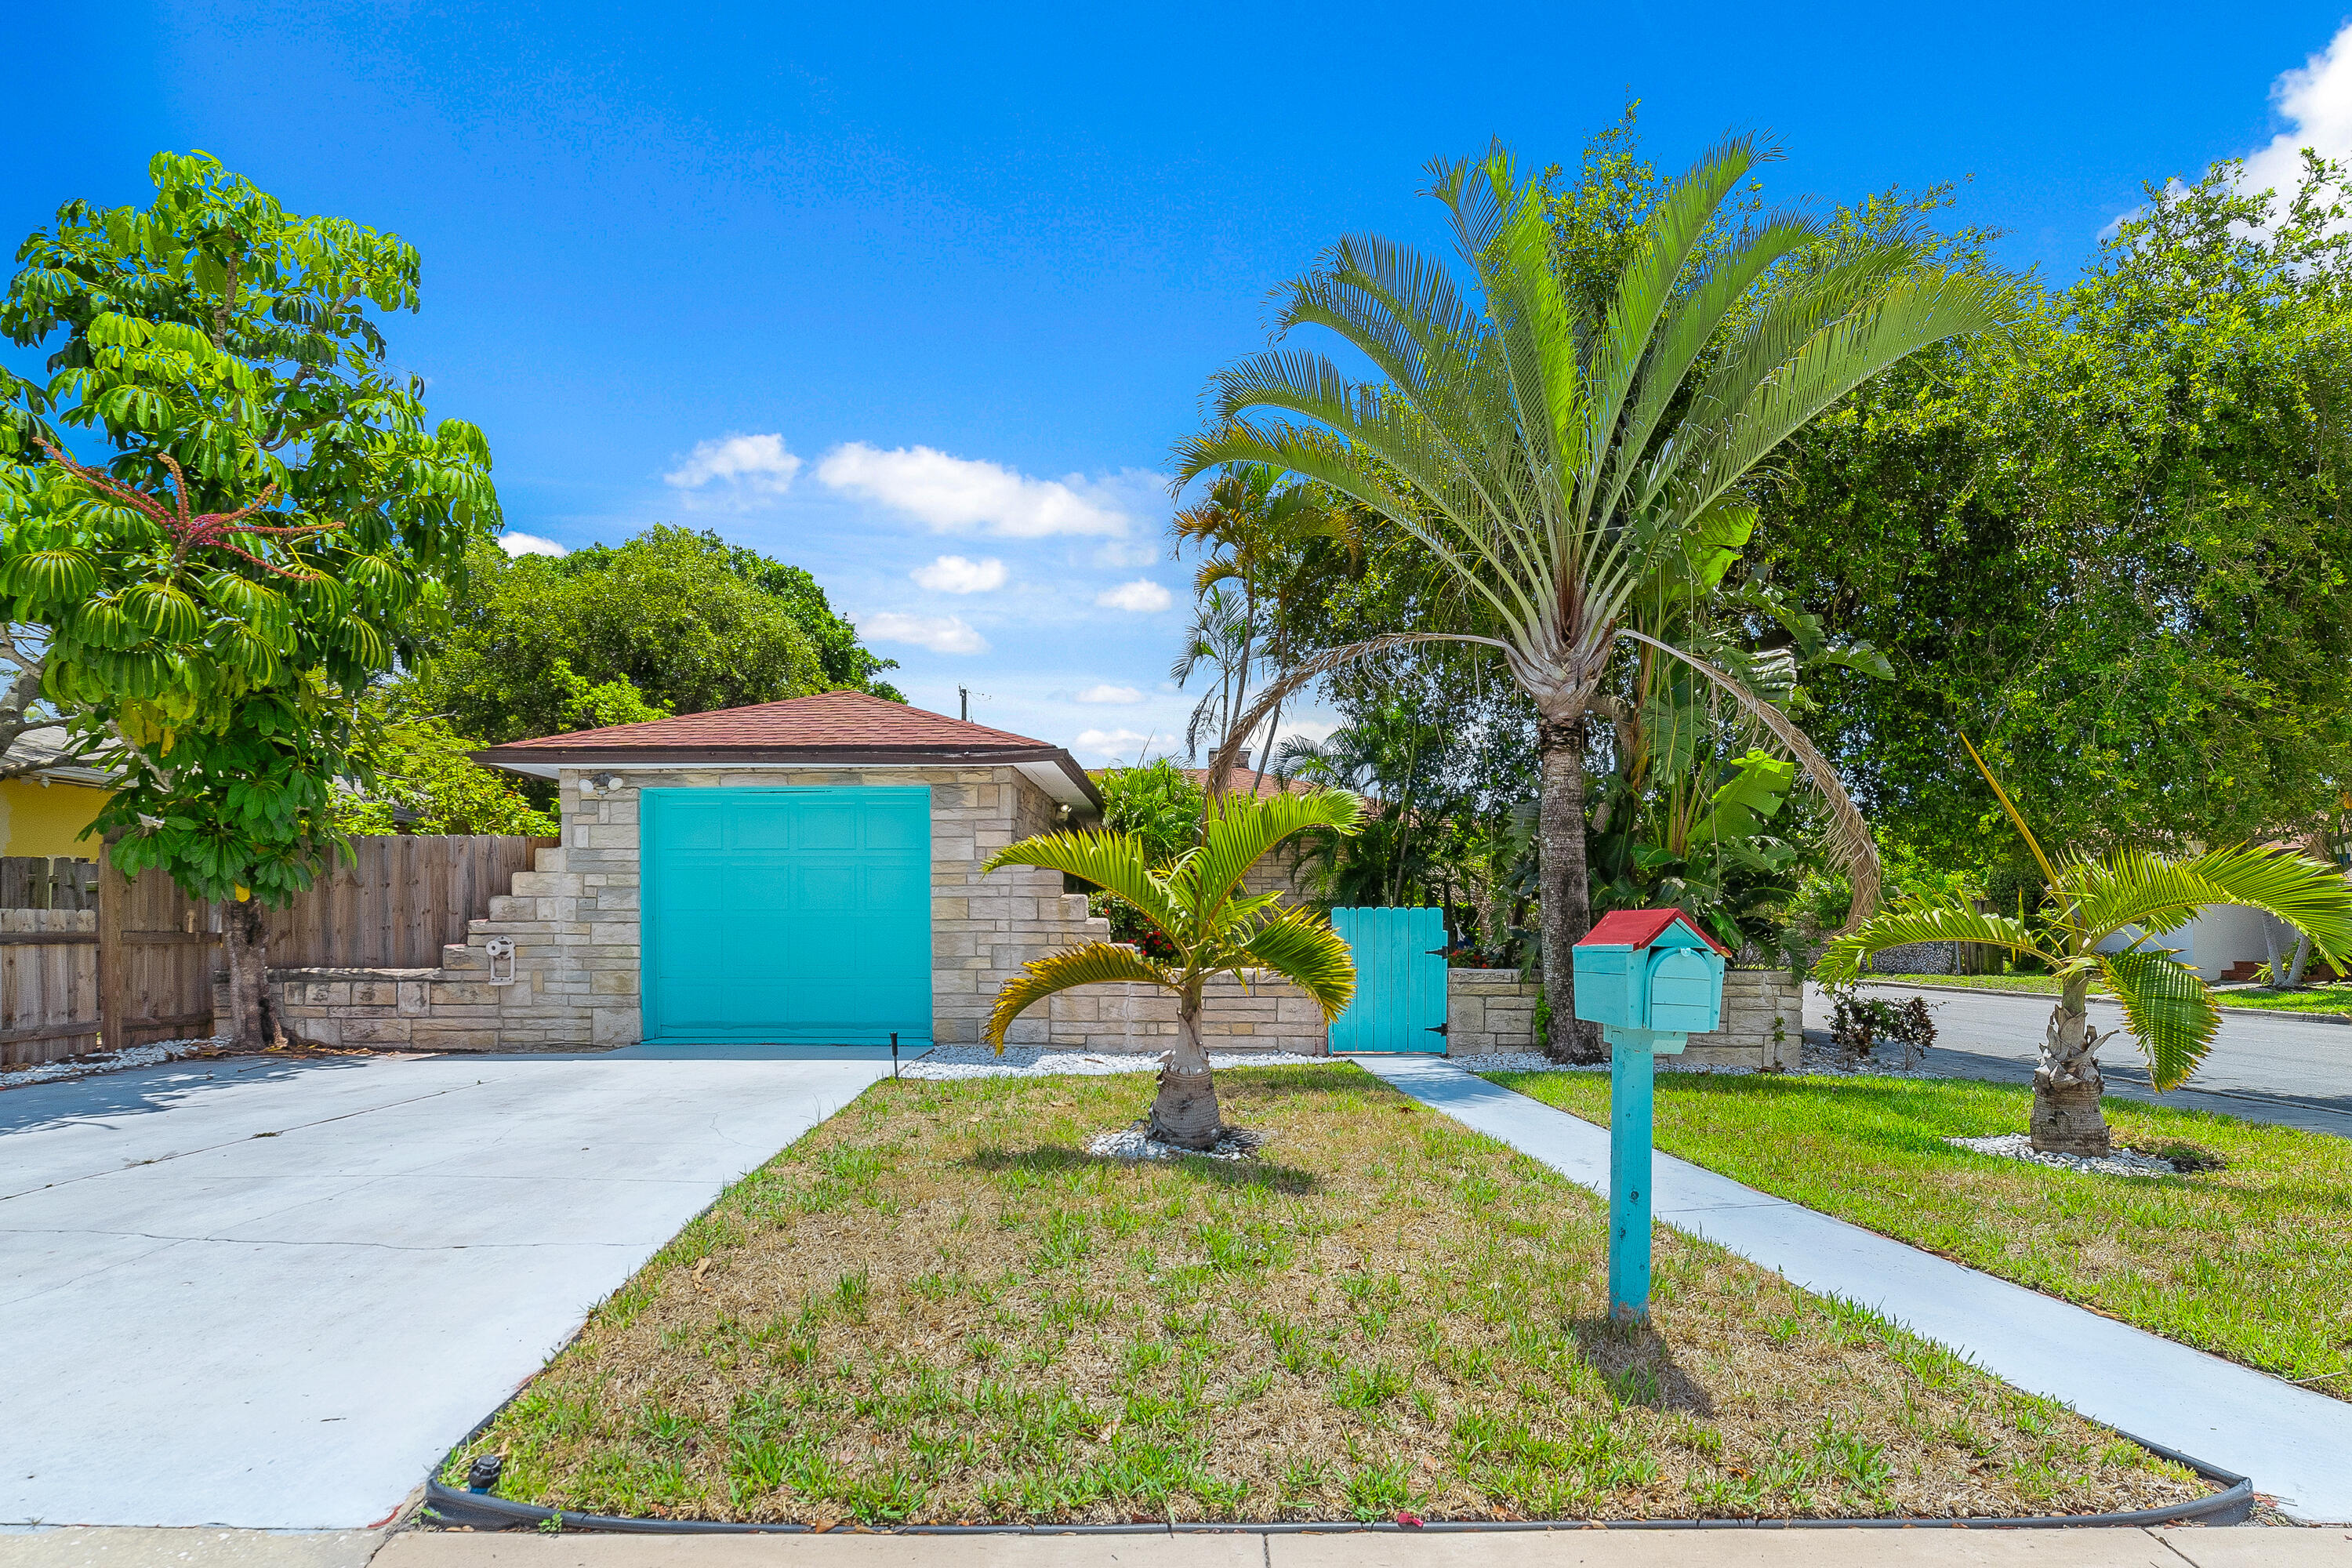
[10,2,2352,762]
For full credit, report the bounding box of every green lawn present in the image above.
[1858,974,2092,996]
[1859,973,2352,1015]
[2209,984,2352,1016]
[442,1066,2204,1526]
[1486,1071,2352,1395]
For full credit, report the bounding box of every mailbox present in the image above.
[1571,908,1730,1048]
[1568,908,1733,1327]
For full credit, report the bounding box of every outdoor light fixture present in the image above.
[485,935,518,986]
[582,771,625,795]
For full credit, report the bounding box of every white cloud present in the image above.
[858,612,989,655]
[1095,579,1173,613]
[2241,23,2352,202]
[1074,684,1142,704]
[817,443,1133,537]
[1073,727,1159,763]
[663,434,803,508]
[499,531,567,557]
[1091,538,1161,569]
[911,554,1007,594]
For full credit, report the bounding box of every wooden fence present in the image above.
[1,906,100,1063]
[0,835,548,1068]
[0,856,99,909]
[263,834,552,969]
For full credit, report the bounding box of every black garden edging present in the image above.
[420,1430,2251,1534]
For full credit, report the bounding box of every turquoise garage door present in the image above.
[641,787,932,1045]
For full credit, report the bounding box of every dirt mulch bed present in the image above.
[445,1065,2209,1526]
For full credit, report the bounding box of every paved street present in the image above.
[1822,982,2352,1137]
[1,1048,888,1530]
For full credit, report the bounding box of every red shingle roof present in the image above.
[471,689,1100,807]
[1577,908,1733,956]
[489,688,1052,754]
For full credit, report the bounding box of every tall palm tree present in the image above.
[1172,465,1356,768]
[1818,742,2352,1155]
[982,790,1363,1149]
[1174,139,2009,1058]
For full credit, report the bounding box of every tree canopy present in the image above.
[401,524,900,742]
[1755,156,2352,865]
[0,151,498,906]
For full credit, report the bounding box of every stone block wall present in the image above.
[1441,966,1799,1069]
[267,764,1105,1053]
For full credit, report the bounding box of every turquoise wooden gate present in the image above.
[1327,906,1449,1053]
[641,787,932,1045]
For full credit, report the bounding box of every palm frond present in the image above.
[980,830,1185,940]
[1816,898,2041,983]
[1958,733,2063,895]
[1229,905,1357,1019]
[1173,789,1366,924]
[1617,629,1881,932]
[2165,845,2352,969]
[2096,948,2220,1092]
[984,942,1174,1052]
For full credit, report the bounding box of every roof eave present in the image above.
[472,746,1105,812]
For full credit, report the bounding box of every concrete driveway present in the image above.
[1827,982,2352,1136]
[0,1047,888,1531]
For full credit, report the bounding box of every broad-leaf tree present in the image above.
[404,527,893,742]
[982,790,1364,1149]
[0,151,499,1047]
[1175,140,2009,1058]
[1817,741,2352,1154]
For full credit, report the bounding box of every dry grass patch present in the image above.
[446,1065,2205,1525]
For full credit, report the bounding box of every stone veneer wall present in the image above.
[260,761,1798,1066]
[269,764,1111,1052]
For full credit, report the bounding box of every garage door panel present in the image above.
[642,787,932,1045]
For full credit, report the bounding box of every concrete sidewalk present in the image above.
[11,1524,2352,1568]
[1349,1056,2352,1524]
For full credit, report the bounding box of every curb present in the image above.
[419,1432,2251,1534]
[1849,978,2351,1025]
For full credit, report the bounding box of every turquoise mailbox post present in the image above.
[1571,909,1730,1323]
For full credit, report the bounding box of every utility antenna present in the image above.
[959,686,990,721]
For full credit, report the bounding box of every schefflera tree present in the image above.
[0,151,500,1048]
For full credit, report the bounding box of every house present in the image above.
[0,727,113,858]
[267,691,1111,1051]
[260,690,1799,1065]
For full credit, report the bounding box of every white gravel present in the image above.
[0,1037,226,1091]
[905,1046,1334,1080]
[1084,1124,1266,1162]
[1947,1132,2185,1178]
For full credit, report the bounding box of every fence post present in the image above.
[96,843,128,1054]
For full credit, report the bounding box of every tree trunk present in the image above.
[220,897,291,1053]
[1536,710,1601,1063]
[1149,988,1222,1149]
[2286,933,2312,987]
[2259,916,2287,989]
[2030,971,2110,1156]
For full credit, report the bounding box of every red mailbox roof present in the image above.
[1577,908,1732,956]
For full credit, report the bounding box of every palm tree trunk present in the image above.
[1149,985,1222,1149]
[1537,710,1602,1063]
[2031,970,2110,1156]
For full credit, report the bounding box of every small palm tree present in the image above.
[981,790,1365,1150]
[1817,742,2352,1155]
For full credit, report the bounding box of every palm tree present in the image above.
[1172,465,1356,767]
[1817,741,2352,1154]
[1174,140,2009,1058]
[982,790,1364,1149]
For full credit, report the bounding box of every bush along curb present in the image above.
[421,1432,2250,1534]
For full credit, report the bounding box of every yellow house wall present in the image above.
[0,777,111,858]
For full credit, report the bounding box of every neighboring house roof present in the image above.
[1179,766,1316,800]
[1,724,115,789]
[473,688,1102,811]
[1578,907,1733,956]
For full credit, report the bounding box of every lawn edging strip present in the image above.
[419,1435,2250,1534]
